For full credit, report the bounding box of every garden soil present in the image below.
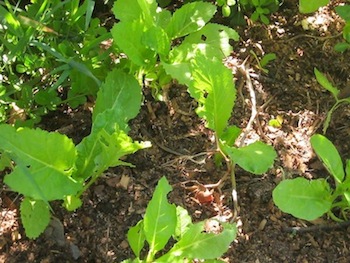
[1,1,350,262]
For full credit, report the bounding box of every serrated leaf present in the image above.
[20,197,50,239]
[273,178,332,221]
[166,2,217,39]
[93,69,142,132]
[299,0,329,13]
[0,125,81,201]
[128,220,145,258]
[311,134,344,183]
[144,177,177,256]
[189,54,236,137]
[314,68,339,99]
[159,222,236,261]
[75,112,149,180]
[182,23,239,58]
[223,141,276,174]
[111,21,156,67]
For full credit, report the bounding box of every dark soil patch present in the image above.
[1,1,350,262]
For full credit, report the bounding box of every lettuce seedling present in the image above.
[0,69,150,238]
[273,134,350,222]
[123,177,237,262]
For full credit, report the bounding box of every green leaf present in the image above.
[159,221,236,261]
[189,54,236,137]
[273,177,332,221]
[75,112,149,180]
[20,197,50,239]
[334,42,350,53]
[335,5,350,21]
[128,220,145,258]
[219,125,241,146]
[260,53,276,68]
[311,134,345,183]
[299,0,329,13]
[93,69,142,132]
[174,206,192,240]
[182,23,239,58]
[144,176,177,256]
[0,125,81,201]
[63,195,83,211]
[314,68,339,99]
[113,0,157,26]
[223,141,276,174]
[142,26,170,56]
[166,2,217,39]
[343,23,350,43]
[111,21,156,66]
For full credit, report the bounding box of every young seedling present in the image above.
[123,176,237,263]
[314,68,350,133]
[273,134,350,222]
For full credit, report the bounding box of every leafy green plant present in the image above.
[0,69,150,238]
[0,0,111,125]
[230,0,280,25]
[250,51,276,73]
[123,176,237,263]
[314,68,350,134]
[273,134,350,222]
[111,0,239,98]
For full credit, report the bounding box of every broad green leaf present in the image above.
[182,23,239,57]
[311,134,344,183]
[159,221,236,261]
[335,5,350,22]
[174,206,192,240]
[144,177,177,256]
[20,197,50,239]
[111,21,156,67]
[273,178,332,221]
[314,68,339,99]
[93,69,142,132]
[260,53,276,68]
[0,125,81,201]
[223,141,276,174]
[334,42,350,53]
[343,23,350,43]
[189,54,236,137]
[128,220,145,258]
[299,0,329,13]
[166,2,217,39]
[142,26,170,56]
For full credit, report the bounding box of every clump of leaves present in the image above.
[123,177,237,263]
[0,0,111,126]
[111,0,239,97]
[273,134,350,222]
[314,68,350,134]
[0,69,150,238]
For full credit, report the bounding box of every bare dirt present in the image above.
[1,1,350,262]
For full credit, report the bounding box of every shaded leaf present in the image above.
[20,198,50,239]
[273,177,332,221]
